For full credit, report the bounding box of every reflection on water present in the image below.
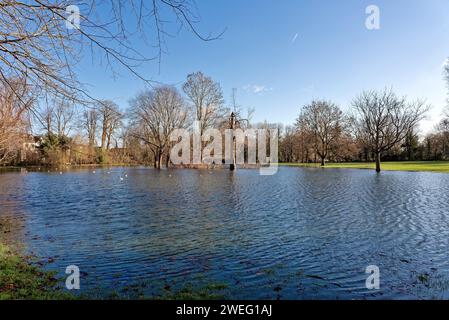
[0,173,27,247]
[1,166,449,299]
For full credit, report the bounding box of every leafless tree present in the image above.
[228,88,254,129]
[0,1,224,106]
[98,100,121,150]
[0,78,33,163]
[106,112,123,150]
[42,104,54,136]
[279,125,297,163]
[129,86,188,168]
[39,95,76,139]
[183,72,226,132]
[83,108,99,147]
[52,98,76,137]
[352,89,429,172]
[182,71,226,159]
[296,100,345,166]
[436,117,449,159]
[443,105,449,120]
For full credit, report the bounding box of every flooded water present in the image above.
[1,166,449,299]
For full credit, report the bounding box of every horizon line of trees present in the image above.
[278,63,449,172]
[0,71,254,168]
[0,0,228,167]
[279,62,449,171]
[279,91,435,172]
[1,69,449,172]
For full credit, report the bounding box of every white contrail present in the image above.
[291,33,299,43]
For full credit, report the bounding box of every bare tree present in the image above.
[106,110,123,150]
[53,98,76,137]
[352,89,429,172]
[129,86,188,168]
[0,1,224,106]
[296,100,344,166]
[0,78,33,163]
[182,71,225,159]
[279,125,297,163]
[42,104,54,137]
[229,88,253,129]
[183,72,226,132]
[98,100,121,150]
[436,117,449,159]
[83,108,99,147]
[297,129,314,163]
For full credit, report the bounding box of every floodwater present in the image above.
[1,166,449,299]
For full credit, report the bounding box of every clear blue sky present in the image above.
[77,0,449,134]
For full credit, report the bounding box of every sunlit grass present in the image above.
[280,161,449,173]
[0,244,74,300]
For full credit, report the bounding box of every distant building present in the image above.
[18,135,42,163]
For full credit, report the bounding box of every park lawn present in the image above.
[0,243,74,300]
[280,161,449,173]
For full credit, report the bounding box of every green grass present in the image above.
[0,243,74,300]
[280,161,449,173]
[156,282,229,300]
[0,233,228,300]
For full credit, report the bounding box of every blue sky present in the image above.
[77,0,449,134]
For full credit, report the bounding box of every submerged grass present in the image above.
[0,243,74,300]
[156,282,229,300]
[0,238,229,300]
[280,161,449,173]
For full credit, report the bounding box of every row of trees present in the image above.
[2,73,449,173]
[279,89,449,172]
[0,71,235,167]
[0,0,225,166]
[278,58,449,173]
[1,76,449,173]
[124,71,231,168]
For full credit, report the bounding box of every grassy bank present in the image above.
[0,243,73,300]
[280,161,449,173]
[0,240,228,300]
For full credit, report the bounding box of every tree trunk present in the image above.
[153,153,158,168]
[101,130,107,150]
[156,150,162,169]
[375,152,381,173]
[320,157,325,166]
